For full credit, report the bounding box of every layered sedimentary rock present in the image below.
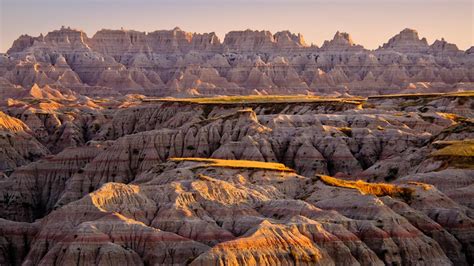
[380,28,430,53]
[2,19,474,266]
[0,80,473,265]
[0,111,49,173]
[320,31,364,51]
[2,27,473,98]
[1,157,472,265]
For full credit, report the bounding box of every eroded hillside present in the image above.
[0,93,472,265]
[1,27,473,98]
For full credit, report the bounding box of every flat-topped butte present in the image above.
[317,175,415,201]
[143,95,365,105]
[169,157,295,172]
[368,91,474,99]
[144,92,473,105]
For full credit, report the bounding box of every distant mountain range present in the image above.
[1,26,473,98]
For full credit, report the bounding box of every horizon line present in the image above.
[3,25,470,53]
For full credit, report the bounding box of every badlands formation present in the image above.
[0,26,473,266]
[0,92,473,265]
[0,26,473,97]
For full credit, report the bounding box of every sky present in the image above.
[0,0,472,52]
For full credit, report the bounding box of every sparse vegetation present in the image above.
[369,93,445,99]
[169,157,295,172]
[143,95,365,105]
[407,182,433,190]
[368,91,474,99]
[436,112,462,121]
[431,139,474,169]
[431,139,474,157]
[318,175,414,201]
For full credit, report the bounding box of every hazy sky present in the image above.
[0,0,472,52]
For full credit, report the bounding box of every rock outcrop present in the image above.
[0,64,473,265]
[380,28,429,53]
[2,27,473,97]
[0,111,49,173]
[1,158,471,265]
[0,91,474,265]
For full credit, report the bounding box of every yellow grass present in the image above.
[431,139,474,169]
[318,175,414,200]
[407,182,433,191]
[436,112,461,121]
[143,95,364,105]
[446,91,474,97]
[169,157,295,172]
[431,139,474,157]
[0,111,29,132]
[368,91,474,99]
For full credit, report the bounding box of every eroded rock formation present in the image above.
[1,27,473,98]
[0,92,472,265]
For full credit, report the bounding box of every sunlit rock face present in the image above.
[0,26,473,266]
[2,27,473,97]
[0,92,473,265]
[380,28,430,53]
[1,157,472,265]
[0,110,49,173]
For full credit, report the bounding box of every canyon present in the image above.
[0,91,473,265]
[0,26,473,266]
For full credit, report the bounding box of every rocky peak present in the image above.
[430,38,460,54]
[223,30,309,52]
[89,28,221,55]
[91,29,147,43]
[273,31,307,48]
[381,28,429,53]
[44,26,89,46]
[7,35,44,54]
[399,28,421,41]
[146,27,194,53]
[320,31,363,51]
[223,30,276,52]
[190,32,222,52]
[334,31,354,45]
[89,29,149,58]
